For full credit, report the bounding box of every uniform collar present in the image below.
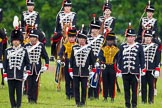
[13,44,21,50]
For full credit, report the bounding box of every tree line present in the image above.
[0,0,162,45]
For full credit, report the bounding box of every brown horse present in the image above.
[55,22,72,91]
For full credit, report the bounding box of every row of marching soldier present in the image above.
[1,0,49,108]
[50,0,161,108]
[0,0,161,108]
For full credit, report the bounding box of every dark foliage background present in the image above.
[0,0,161,45]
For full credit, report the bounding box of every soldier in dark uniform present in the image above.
[24,29,49,103]
[0,29,4,72]
[118,28,146,108]
[0,9,3,83]
[3,29,30,108]
[0,28,7,87]
[58,28,77,99]
[98,32,119,102]
[99,1,115,34]
[137,4,158,43]
[87,19,104,99]
[0,8,8,87]
[137,2,161,96]
[50,0,77,61]
[21,0,40,33]
[20,27,46,46]
[69,29,95,107]
[141,30,161,104]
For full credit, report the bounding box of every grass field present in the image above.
[0,47,162,108]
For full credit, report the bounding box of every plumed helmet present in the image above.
[78,25,87,39]
[26,0,34,6]
[29,29,39,38]
[105,32,116,40]
[11,29,23,43]
[63,0,72,7]
[146,5,155,12]
[125,29,136,37]
[103,3,112,11]
[68,28,76,37]
[144,30,153,37]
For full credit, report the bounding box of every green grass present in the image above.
[0,47,162,108]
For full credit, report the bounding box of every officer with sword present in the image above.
[3,29,30,108]
[98,32,119,102]
[141,30,161,104]
[50,0,77,61]
[69,27,95,107]
[118,27,146,108]
[87,17,105,100]
[24,29,49,104]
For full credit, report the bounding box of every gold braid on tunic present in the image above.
[102,45,119,64]
[0,38,2,43]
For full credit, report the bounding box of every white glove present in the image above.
[116,73,122,77]
[101,63,106,70]
[154,71,160,78]
[69,72,73,79]
[141,72,146,76]
[23,73,28,80]
[89,72,95,79]
[95,62,100,68]
[57,60,61,64]
[40,66,47,73]
[4,77,7,82]
[61,62,65,67]
[141,68,146,76]
[0,63,3,69]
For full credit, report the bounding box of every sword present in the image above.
[36,67,47,82]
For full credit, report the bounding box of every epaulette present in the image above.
[23,11,27,14]
[6,47,12,51]
[59,11,64,14]
[111,16,116,19]
[71,12,76,15]
[34,11,39,14]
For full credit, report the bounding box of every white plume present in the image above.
[13,16,19,29]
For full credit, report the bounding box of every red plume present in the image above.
[26,0,28,5]
[92,14,96,23]
[144,0,151,12]
[92,14,96,18]
[62,0,66,7]
[104,28,110,38]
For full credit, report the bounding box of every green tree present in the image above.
[0,0,161,45]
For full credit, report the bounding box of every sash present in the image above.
[27,41,40,53]
[104,16,113,23]
[7,48,23,59]
[144,43,155,52]
[74,35,102,56]
[24,11,36,21]
[123,42,137,54]
[143,18,155,27]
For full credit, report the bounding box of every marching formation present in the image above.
[0,0,161,108]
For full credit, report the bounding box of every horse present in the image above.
[55,22,72,91]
